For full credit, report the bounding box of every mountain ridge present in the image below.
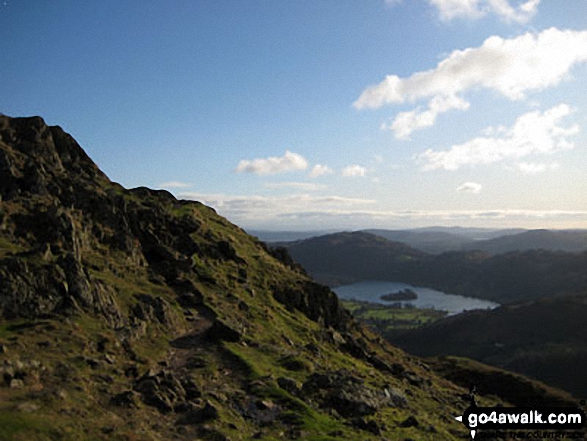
[459,229,587,254]
[258,228,587,255]
[0,114,502,440]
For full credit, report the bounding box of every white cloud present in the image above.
[457,182,482,194]
[429,0,540,23]
[341,165,367,177]
[158,181,192,189]
[516,161,560,175]
[429,0,484,21]
[178,192,376,222]
[383,95,470,139]
[355,28,587,135]
[263,182,327,191]
[309,164,334,178]
[235,150,308,175]
[415,104,578,171]
[177,191,587,229]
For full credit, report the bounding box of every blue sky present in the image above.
[2,0,586,230]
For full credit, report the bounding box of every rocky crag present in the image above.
[0,115,577,440]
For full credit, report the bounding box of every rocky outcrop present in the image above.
[272,280,352,331]
[133,369,201,413]
[0,251,124,327]
[301,370,407,417]
[0,116,108,200]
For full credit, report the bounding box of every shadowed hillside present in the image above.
[460,229,587,254]
[362,229,474,254]
[390,293,587,399]
[284,232,587,304]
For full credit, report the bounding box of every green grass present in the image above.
[342,300,446,336]
[0,409,81,441]
[0,411,50,440]
[0,236,26,259]
[0,320,29,339]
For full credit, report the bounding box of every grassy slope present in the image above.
[0,190,482,440]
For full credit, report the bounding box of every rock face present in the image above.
[0,114,575,441]
[272,280,352,331]
[0,116,128,322]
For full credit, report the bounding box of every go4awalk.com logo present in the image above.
[455,405,585,439]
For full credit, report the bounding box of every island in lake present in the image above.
[381,288,418,301]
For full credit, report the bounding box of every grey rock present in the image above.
[176,400,219,425]
[277,377,299,395]
[400,415,419,428]
[10,378,24,389]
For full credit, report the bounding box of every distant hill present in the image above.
[390,293,587,398]
[246,229,336,243]
[282,232,426,286]
[255,228,587,255]
[284,232,587,304]
[409,226,527,241]
[461,229,587,254]
[362,228,587,254]
[362,229,474,254]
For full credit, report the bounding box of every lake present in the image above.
[332,280,498,315]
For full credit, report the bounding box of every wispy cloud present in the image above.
[415,104,578,171]
[428,0,540,23]
[457,182,482,194]
[235,150,308,175]
[309,164,334,178]
[263,182,327,191]
[177,191,587,228]
[159,181,192,189]
[179,192,376,222]
[341,165,367,177]
[355,28,587,136]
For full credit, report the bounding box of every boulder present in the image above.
[400,415,420,428]
[10,378,24,389]
[110,391,139,408]
[134,370,189,413]
[207,319,243,342]
[176,400,219,425]
[302,370,408,418]
[277,377,299,395]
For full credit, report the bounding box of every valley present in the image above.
[274,231,587,401]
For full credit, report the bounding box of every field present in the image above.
[341,300,447,338]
